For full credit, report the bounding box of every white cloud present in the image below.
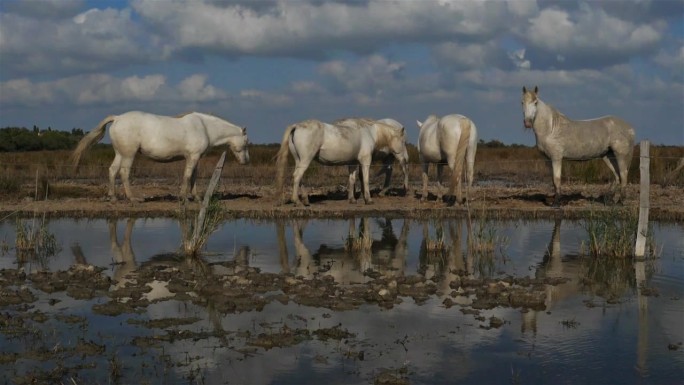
[508,48,532,70]
[0,74,227,106]
[434,41,506,70]
[131,0,525,57]
[524,4,663,61]
[0,6,154,77]
[318,54,405,96]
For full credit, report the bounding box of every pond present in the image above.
[0,217,682,385]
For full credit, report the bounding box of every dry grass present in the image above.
[1,144,682,199]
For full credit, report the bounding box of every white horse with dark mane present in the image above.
[416,114,477,205]
[521,86,635,205]
[335,117,409,196]
[275,118,408,206]
[72,111,250,202]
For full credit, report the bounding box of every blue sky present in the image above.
[1,0,682,146]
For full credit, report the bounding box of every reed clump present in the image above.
[345,231,373,252]
[580,208,655,259]
[181,195,224,257]
[15,216,60,261]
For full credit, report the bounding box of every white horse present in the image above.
[416,114,477,205]
[521,86,635,205]
[72,111,250,202]
[335,117,410,196]
[275,119,408,206]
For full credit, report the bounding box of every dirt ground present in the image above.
[1,180,682,220]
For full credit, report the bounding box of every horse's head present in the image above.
[229,127,250,165]
[522,86,539,129]
[385,124,408,165]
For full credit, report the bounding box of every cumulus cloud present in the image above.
[0,74,227,106]
[319,54,405,96]
[0,5,154,78]
[131,0,526,58]
[521,4,664,69]
[434,41,511,70]
[508,49,531,70]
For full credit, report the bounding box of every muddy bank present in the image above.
[1,182,683,221]
[0,253,574,384]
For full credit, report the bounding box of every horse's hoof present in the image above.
[364,199,374,205]
[130,197,144,204]
[349,199,357,204]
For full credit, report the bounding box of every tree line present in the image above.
[0,126,84,152]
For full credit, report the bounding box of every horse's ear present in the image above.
[416,120,422,128]
[534,86,538,94]
[522,86,527,93]
[242,127,247,134]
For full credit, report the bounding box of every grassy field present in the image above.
[1,143,682,199]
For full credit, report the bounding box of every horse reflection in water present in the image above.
[521,219,653,376]
[108,218,137,289]
[522,219,647,333]
[70,218,251,298]
[277,218,408,284]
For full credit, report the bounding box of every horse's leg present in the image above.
[466,147,476,188]
[551,158,562,207]
[400,158,409,195]
[602,155,620,186]
[108,154,123,202]
[348,165,358,203]
[119,157,141,203]
[360,161,373,204]
[445,156,463,206]
[421,162,429,202]
[615,153,631,204]
[437,163,446,202]
[292,162,310,206]
[181,156,200,202]
[190,165,199,201]
[378,155,393,196]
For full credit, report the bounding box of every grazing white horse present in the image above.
[275,118,408,206]
[335,117,410,195]
[521,86,635,205]
[416,114,477,205]
[72,111,250,202]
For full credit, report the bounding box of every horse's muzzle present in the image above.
[523,120,532,129]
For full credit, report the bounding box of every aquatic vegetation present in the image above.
[14,216,60,263]
[467,210,510,276]
[181,195,224,257]
[580,208,656,259]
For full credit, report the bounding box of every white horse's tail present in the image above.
[71,115,116,172]
[274,123,297,198]
[449,119,471,203]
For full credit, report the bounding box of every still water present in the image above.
[1,217,682,384]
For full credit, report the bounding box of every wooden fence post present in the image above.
[635,141,649,259]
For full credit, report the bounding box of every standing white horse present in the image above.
[416,114,477,205]
[335,117,410,195]
[72,111,250,202]
[275,119,407,206]
[521,86,635,205]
